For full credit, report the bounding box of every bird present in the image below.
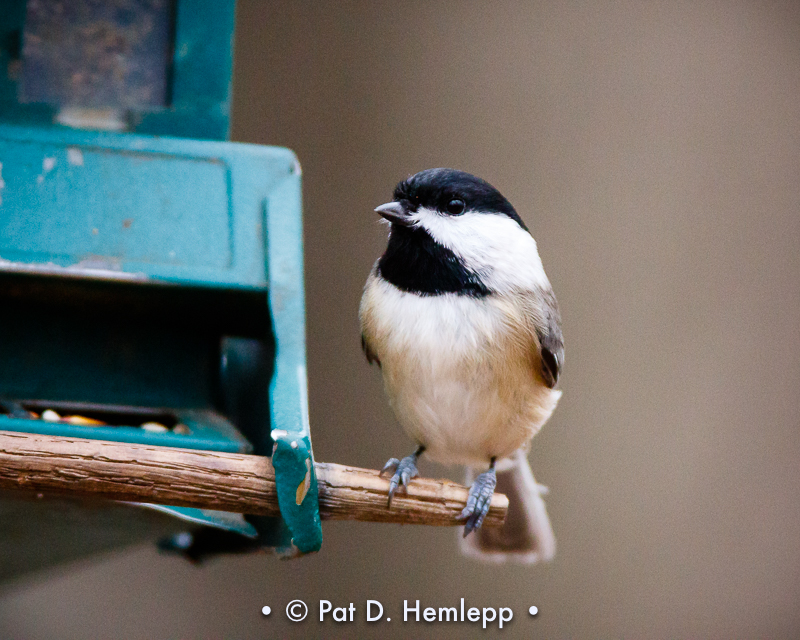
[359,168,563,563]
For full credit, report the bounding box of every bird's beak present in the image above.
[375,201,413,227]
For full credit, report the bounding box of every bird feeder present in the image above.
[0,0,323,578]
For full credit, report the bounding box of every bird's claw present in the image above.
[381,454,419,507]
[457,467,497,536]
[380,458,401,477]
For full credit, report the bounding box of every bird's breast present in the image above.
[360,274,559,467]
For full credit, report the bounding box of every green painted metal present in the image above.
[0,0,321,563]
[0,123,279,287]
[135,0,235,140]
[138,505,259,538]
[0,123,322,559]
[0,0,234,140]
[0,1,53,128]
[264,171,323,555]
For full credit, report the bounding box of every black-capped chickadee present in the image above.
[360,168,563,563]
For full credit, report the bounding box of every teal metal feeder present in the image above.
[0,0,321,579]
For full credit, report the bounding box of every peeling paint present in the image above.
[36,156,57,184]
[56,108,127,132]
[295,457,312,505]
[0,256,147,281]
[297,365,310,437]
[67,148,84,166]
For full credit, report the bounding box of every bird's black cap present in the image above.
[393,168,528,231]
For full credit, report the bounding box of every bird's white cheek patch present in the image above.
[417,210,550,292]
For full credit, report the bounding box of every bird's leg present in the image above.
[380,445,425,507]
[457,457,497,536]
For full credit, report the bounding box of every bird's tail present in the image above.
[460,449,556,564]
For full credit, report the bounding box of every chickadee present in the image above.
[360,168,563,563]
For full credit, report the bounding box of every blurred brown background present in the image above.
[2,1,799,637]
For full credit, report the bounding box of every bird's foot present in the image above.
[380,450,422,507]
[457,464,497,536]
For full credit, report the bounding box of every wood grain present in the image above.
[0,430,508,528]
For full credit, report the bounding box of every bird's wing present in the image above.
[361,333,381,367]
[525,286,563,389]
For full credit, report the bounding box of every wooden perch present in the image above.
[0,430,508,528]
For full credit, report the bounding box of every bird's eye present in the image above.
[446,199,466,215]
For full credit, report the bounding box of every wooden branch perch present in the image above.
[0,430,508,528]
